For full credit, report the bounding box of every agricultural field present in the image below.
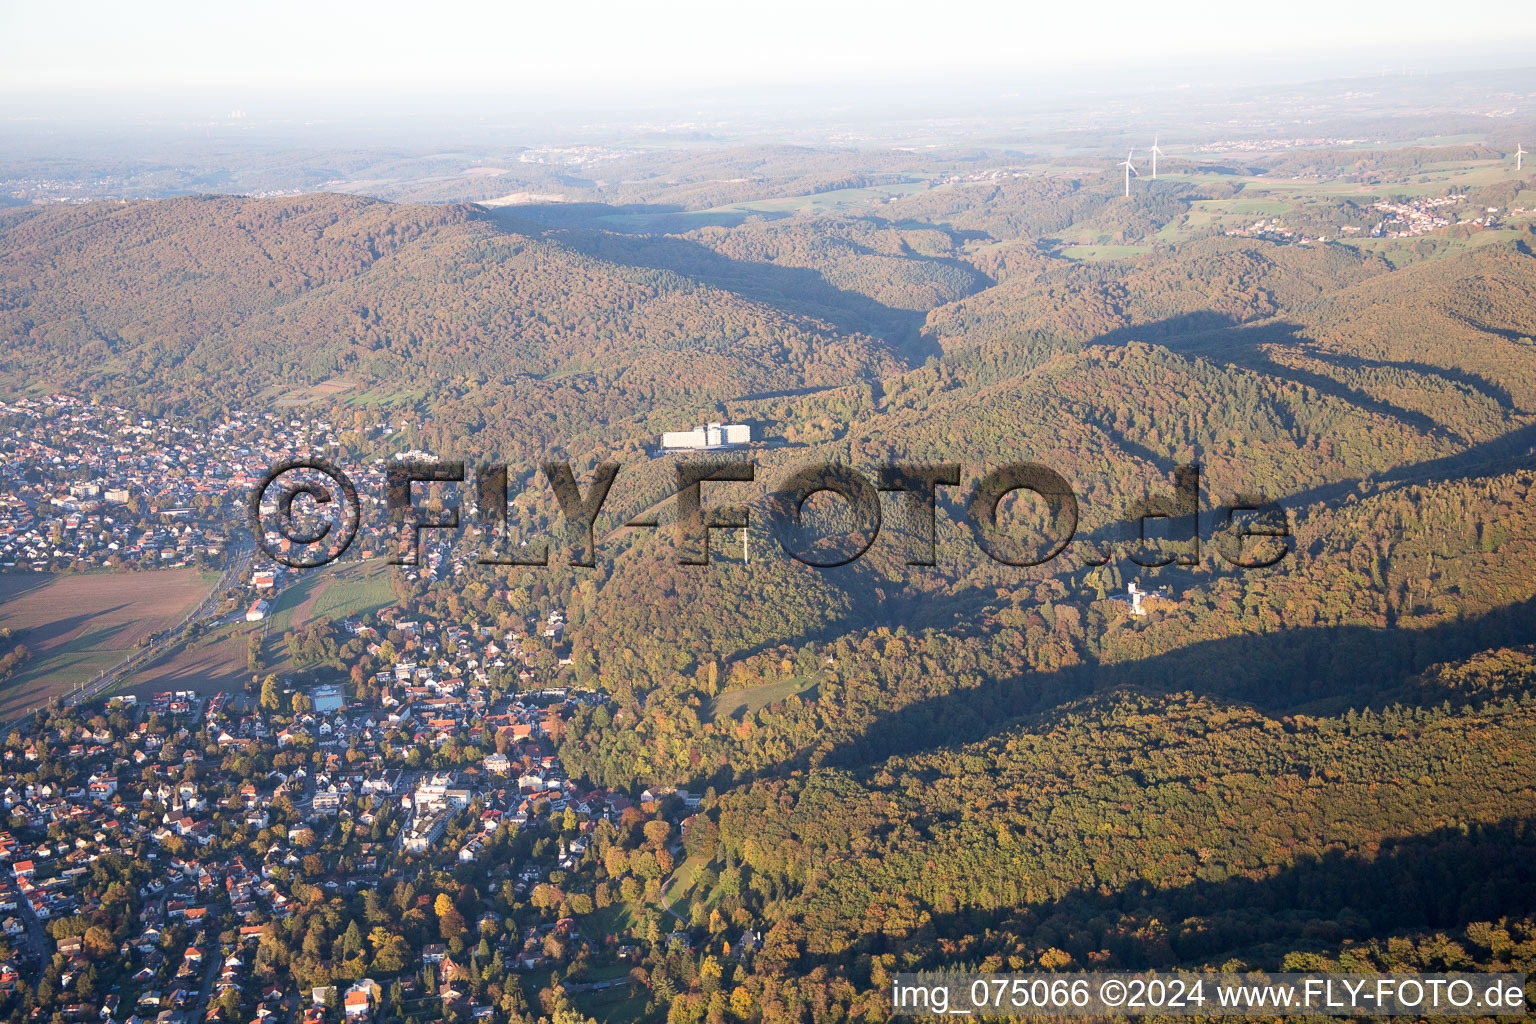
[266,375,360,408]
[121,559,399,695]
[1153,195,1301,239]
[1344,225,1532,266]
[1089,157,1536,265]
[122,619,261,698]
[0,568,214,719]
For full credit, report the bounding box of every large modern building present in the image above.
[661,422,750,451]
[413,772,473,813]
[401,808,450,854]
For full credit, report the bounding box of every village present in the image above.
[0,396,406,574]
[0,389,742,1024]
[1222,191,1528,247]
[0,646,723,1024]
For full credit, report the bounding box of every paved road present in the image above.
[655,843,691,923]
[188,908,223,1021]
[13,892,52,962]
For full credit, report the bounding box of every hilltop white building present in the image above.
[661,422,750,451]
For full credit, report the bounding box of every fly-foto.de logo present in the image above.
[249,457,1290,571]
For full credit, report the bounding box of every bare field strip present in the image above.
[0,569,213,718]
[123,621,260,698]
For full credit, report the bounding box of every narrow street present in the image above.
[13,895,51,962]
[188,908,222,1021]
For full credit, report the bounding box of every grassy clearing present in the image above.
[1056,244,1151,262]
[267,559,396,636]
[584,901,637,942]
[341,387,427,408]
[660,854,711,910]
[309,559,397,621]
[706,676,816,722]
[576,990,646,1024]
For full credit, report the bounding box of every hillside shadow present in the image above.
[1263,418,1536,516]
[1092,313,1459,438]
[492,201,779,233]
[879,219,995,246]
[1069,309,1536,526]
[818,592,1536,770]
[1095,311,1518,421]
[891,817,1536,970]
[669,583,1536,798]
[1054,413,1536,568]
[488,207,970,365]
[1309,349,1519,412]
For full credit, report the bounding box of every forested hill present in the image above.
[713,676,1536,975]
[4,191,1535,469]
[6,188,1536,689]
[3,151,1536,1022]
[0,194,901,457]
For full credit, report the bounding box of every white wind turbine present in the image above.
[1150,135,1164,179]
[1518,144,1527,171]
[1120,147,1139,197]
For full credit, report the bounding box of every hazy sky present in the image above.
[5,0,1534,102]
